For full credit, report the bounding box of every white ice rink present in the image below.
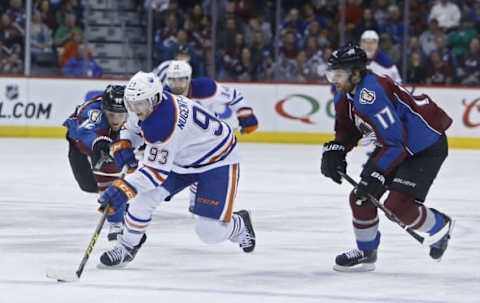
[0,138,478,303]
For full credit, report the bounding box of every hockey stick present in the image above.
[337,171,427,245]
[46,167,127,282]
[46,206,110,282]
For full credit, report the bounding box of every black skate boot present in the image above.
[107,222,123,241]
[333,249,377,272]
[99,234,147,268]
[429,210,454,261]
[234,210,256,253]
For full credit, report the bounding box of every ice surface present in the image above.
[0,138,478,303]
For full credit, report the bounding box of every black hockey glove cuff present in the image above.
[91,136,113,170]
[321,141,347,184]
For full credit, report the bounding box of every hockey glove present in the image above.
[237,107,258,134]
[111,139,138,173]
[356,169,386,202]
[91,136,113,170]
[321,141,347,184]
[98,179,137,215]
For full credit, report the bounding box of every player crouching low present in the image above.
[97,71,255,268]
[64,85,129,241]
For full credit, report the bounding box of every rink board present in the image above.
[0,77,479,148]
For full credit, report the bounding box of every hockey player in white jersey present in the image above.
[360,30,402,83]
[165,60,259,134]
[97,72,256,267]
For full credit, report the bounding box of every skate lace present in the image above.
[345,249,364,259]
[239,231,254,249]
[107,246,127,262]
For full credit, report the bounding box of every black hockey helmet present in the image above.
[328,43,367,71]
[102,85,126,113]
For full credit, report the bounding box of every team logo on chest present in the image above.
[359,88,376,104]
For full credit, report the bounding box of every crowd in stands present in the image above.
[0,0,102,77]
[150,0,480,85]
[4,0,480,85]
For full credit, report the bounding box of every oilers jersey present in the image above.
[64,98,118,155]
[367,50,402,83]
[334,72,452,174]
[121,92,239,193]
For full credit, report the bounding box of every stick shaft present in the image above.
[338,171,425,244]
[74,207,109,278]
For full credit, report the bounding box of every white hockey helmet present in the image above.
[124,71,163,120]
[166,60,192,95]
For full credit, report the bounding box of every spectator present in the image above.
[237,47,255,81]
[447,18,478,61]
[31,10,55,66]
[383,4,404,44]
[53,13,82,47]
[59,30,83,67]
[0,13,24,48]
[250,30,273,80]
[425,51,454,84]
[272,55,298,81]
[6,0,24,26]
[419,18,445,57]
[407,51,427,84]
[373,0,389,29]
[63,44,102,78]
[355,8,379,38]
[0,42,22,74]
[360,30,402,83]
[37,0,57,30]
[459,37,480,85]
[429,0,461,31]
[279,30,299,60]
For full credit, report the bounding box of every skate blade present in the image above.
[424,218,455,246]
[432,219,456,262]
[333,263,375,272]
[96,262,129,270]
[46,268,79,282]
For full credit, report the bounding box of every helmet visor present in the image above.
[325,69,350,84]
[126,99,153,120]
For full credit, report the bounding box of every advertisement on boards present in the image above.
[0,78,478,141]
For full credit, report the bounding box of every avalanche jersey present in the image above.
[64,98,117,155]
[166,77,249,127]
[367,50,402,84]
[333,72,452,174]
[121,92,239,193]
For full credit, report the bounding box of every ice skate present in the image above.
[429,210,454,261]
[98,234,147,268]
[333,249,377,272]
[234,210,256,253]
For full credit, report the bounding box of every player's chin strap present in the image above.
[338,171,449,246]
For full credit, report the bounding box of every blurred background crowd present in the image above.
[2,0,480,86]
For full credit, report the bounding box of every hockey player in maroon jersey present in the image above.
[64,85,130,241]
[321,43,454,272]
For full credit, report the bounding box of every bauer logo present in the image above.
[275,94,321,124]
